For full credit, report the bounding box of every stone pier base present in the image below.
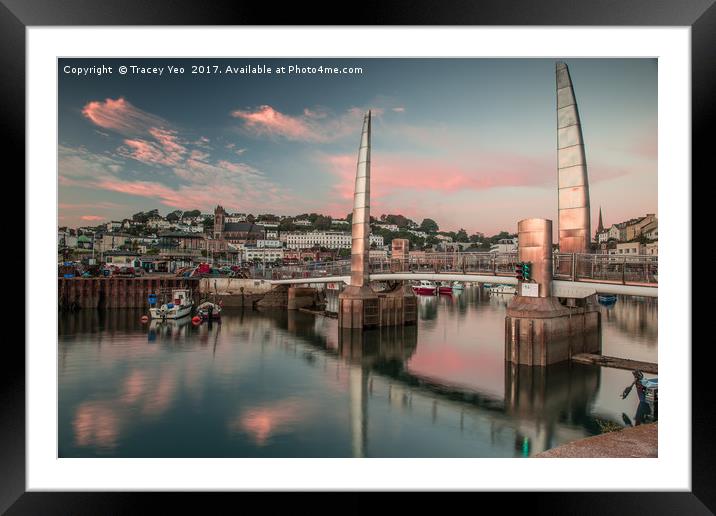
[287,286,317,310]
[377,283,417,326]
[339,283,417,329]
[339,285,380,329]
[505,296,600,366]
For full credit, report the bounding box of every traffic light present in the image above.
[515,262,524,281]
[523,262,532,281]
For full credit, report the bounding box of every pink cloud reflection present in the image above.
[73,401,120,449]
[230,398,309,446]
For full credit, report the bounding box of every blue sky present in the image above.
[58,58,657,234]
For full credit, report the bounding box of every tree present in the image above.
[420,218,439,233]
[132,209,158,223]
[456,228,469,242]
[314,215,332,230]
[166,210,182,223]
[381,214,415,229]
[202,216,213,232]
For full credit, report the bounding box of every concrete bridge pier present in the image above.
[505,219,600,366]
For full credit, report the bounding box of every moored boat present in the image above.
[489,284,517,295]
[196,301,222,321]
[149,288,194,319]
[412,280,437,296]
[438,283,453,295]
[451,281,464,291]
[598,294,618,305]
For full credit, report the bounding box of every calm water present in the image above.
[58,287,657,457]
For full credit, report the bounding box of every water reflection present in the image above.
[59,291,656,457]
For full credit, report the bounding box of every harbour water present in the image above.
[58,287,657,457]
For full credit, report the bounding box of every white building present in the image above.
[147,217,172,230]
[176,223,204,234]
[284,231,383,250]
[435,234,453,242]
[408,230,428,239]
[613,242,643,255]
[243,247,284,263]
[490,238,518,254]
[58,229,78,248]
[256,239,283,248]
[105,221,122,232]
[331,219,350,226]
[225,213,247,223]
[607,223,626,242]
[374,223,399,232]
[294,219,312,227]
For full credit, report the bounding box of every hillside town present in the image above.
[57,204,657,276]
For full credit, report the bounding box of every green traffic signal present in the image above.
[523,262,531,281]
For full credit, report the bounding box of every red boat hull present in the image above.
[438,286,453,295]
[412,287,436,295]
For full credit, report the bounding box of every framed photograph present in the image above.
[5,0,708,512]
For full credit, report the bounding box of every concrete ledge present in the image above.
[536,423,657,458]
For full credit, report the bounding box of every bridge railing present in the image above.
[257,251,658,286]
[553,253,658,285]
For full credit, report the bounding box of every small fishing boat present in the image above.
[196,301,222,321]
[451,281,464,291]
[598,294,618,305]
[438,283,453,295]
[489,284,517,295]
[412,280,437,296]
[149,288,194,319]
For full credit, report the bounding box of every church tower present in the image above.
[596,206,604,235]
[213,205,226,239]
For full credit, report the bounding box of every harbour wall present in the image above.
[58,277,201,310]
[58,276,326,310]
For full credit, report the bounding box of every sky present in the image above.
[58,58,657,235]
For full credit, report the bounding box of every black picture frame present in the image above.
[3,0,708,513]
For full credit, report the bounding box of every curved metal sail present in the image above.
[556,62,591,253]
[350,111,371,287]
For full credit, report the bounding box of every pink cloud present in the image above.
[321,152,556,201]
[232,105,319,141]
[121,130,186,167]
[82,97,167,136]
[80,215,104,221]
[231,104,379,143]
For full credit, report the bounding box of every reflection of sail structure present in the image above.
[556,62,591,253]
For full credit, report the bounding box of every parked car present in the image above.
[116,266,138,277]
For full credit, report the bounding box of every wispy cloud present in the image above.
[82,97,168,136]
[231,104,382,143]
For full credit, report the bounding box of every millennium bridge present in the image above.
[259,251,658,298]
